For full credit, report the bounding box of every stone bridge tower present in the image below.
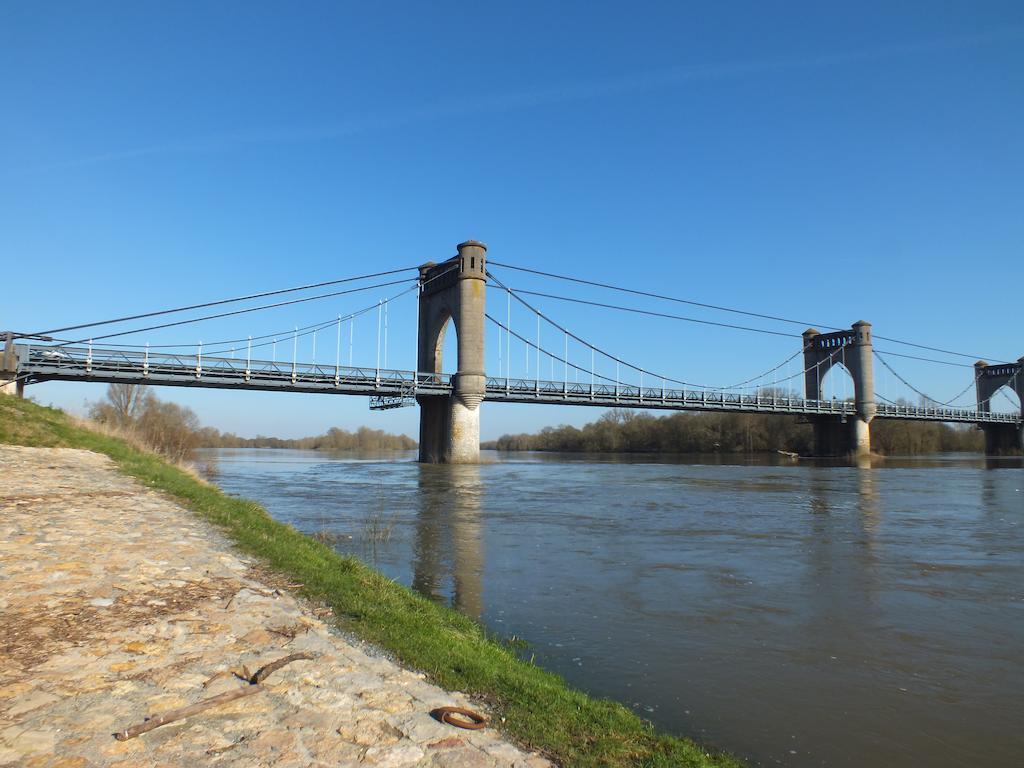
[802,321,875,457]
[974,358,1024,454]
[416,241,487,463]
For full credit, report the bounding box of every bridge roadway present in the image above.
[14,345,1022,425]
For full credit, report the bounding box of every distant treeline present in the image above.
[484,409,983,455]
[88,383,416,460]
[197,425,416,451]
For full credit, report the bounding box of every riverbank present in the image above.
[0,397,741,768]
[1,444,553,766]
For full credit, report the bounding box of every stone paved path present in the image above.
[0,446,552,768]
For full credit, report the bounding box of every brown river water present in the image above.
[204,449,1024,767]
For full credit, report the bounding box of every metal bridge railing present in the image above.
[15,346,1021,424]
[874,401,1018,423]
[484,376,859,413]
[21,345,452,395]
[483,376,1020,423]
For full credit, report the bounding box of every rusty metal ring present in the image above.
[431,705,488,730]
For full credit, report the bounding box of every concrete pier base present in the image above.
[417,396,447,464]
[811,419,844,458]
[850,416,871,457]
[812,417,872,458]
[448,398,481,464]
[979,423,1023,455]
[416,395,481,464]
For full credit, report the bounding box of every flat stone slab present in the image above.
[0,446,551,767]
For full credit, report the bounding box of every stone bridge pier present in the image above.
[803,321,876,458]
[974,358,1024,455]
[1,333,25,397]
[416,241,487,464]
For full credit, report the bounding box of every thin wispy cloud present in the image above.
[32,26,1024,174]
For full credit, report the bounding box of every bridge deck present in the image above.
[12,345,1021,425]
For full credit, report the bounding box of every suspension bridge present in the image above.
[3,240,1021,461]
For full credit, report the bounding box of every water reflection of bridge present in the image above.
[412,464,484,620]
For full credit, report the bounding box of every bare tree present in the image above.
[136,399,201,462]
[107,384,151,425]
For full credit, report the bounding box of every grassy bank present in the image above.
[0,395,742,768]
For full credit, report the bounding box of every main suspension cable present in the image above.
[54,278,414,348]
[201,282,422,358]
[31,266,418,337]
[488,260,1005,361]
[488,272,852,392]
[487,260,839,332]
[488,311,847,395]
[723,345,807,390]
[873,351,979,407]
[489,284,801,340]
[55,264,457,353]
[487,270,711,387]
[871,349,974,368]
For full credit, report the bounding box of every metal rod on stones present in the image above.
[115,685,266,742]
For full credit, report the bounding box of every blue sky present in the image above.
[3,2,1022,439]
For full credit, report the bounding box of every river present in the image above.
[203,448,1023,767]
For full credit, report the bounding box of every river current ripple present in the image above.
[204,449,1024,768]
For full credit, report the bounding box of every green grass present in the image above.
[0,395,743,768]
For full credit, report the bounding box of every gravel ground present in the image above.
[0,446,551,768]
